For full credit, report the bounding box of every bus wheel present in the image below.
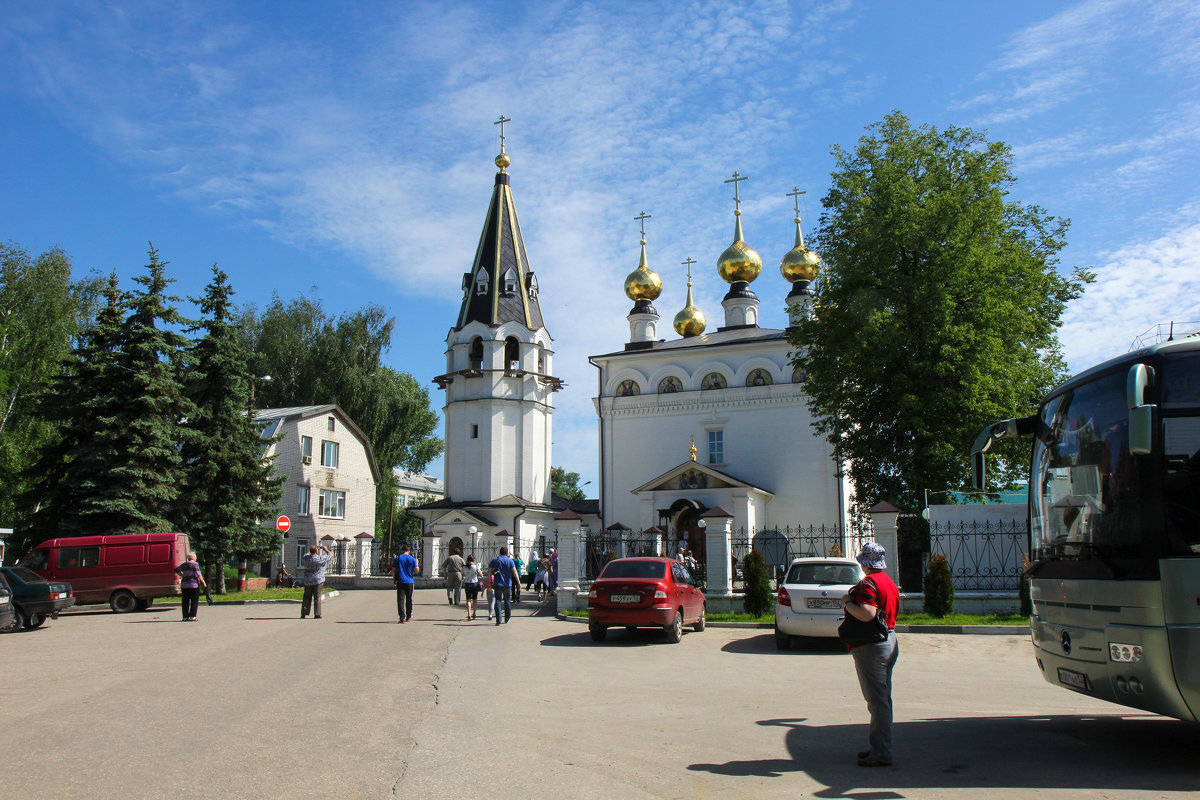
[110,590,137,613]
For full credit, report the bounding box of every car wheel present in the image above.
[589,623,607,642]
[135,598,151,611]
[110,590,137,613]
[774,626,791,651]
[693,605,706,632]
[665,610,683,643]
[2,607,26,633]
[24,613,46,629]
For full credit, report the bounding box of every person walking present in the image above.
[391,544,420,623]
[442,550,465,606]
[301,544,333,619]
[462,554,482,620]
[511,552,525,603]
[487,546,521,625]
[533,555,550,602]
[173,552,207,622]
[483,572,495,621]
[841,542,900,767]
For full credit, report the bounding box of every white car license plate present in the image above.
[610,594,640,603]
[806,597,841,609]
[1057,667,1090,691]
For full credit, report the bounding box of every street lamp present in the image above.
[250,374,272,407]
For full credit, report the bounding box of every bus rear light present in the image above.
[1109,642,1143,663]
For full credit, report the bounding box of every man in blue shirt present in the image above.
[390,544,420,623]
[488,546,521,625]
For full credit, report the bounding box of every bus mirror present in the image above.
[972,451,987,491]
[1127,364,1152,409]
[1129,404,1153,455]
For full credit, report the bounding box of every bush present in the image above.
[742,550,773,617]
[923,553,954,617]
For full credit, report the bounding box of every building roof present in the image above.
[394,470,445,495]
[590,326,788,361]
[254,404,382,483]
[454,169,546,332]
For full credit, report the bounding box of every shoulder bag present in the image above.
[837,576,889,646]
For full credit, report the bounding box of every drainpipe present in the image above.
[588,355,605,529]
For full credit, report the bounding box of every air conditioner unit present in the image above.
[302,455,313,465]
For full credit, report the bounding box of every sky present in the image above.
[2,0,1199,492]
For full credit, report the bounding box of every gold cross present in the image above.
[634,210,652,242]
[681,256,696,282]
[724,171,748,213]
[494,115,511,152]
[787,186,807,219]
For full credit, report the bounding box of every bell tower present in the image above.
[434,118,561,505]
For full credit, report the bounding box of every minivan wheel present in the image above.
[110,590,137,613]
[135,598,151,611]
[665,610,683,643]
[2,607,26,633]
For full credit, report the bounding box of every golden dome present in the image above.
[624,240,663,301]
[780,217,820,283]
[495,151,511,170]
[673,283,706,337]
[717,215,762,283]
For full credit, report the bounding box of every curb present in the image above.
[555,613,1029,635]
[142,590,341,607]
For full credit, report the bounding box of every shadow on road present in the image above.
[539,628,693,648]
[721,633,847,657]
[689,714,1200,796]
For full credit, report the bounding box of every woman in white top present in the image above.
[462,555,482,620]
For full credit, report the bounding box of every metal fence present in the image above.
[927,519,1027,591]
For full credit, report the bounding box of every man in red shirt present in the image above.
[842,542,900,767]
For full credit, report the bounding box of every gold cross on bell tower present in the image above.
[634,210,652,243]
[681,256,696,285]
[494,115,511,152]
[787,186,807,221]
[724,171,748,216]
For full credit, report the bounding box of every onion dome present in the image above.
[624,238,663,301]
[717,213,763,283]
[495,151,511,171]
[780,217,820,283]
[673,280,706,337]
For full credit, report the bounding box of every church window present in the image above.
[658,376,681,393]
[616,379,640,397]
[701,372,727,390]
[708,430,725,464]
[746,368,772,387]
[537,346,545,374]
[475,268,489,295]
[470,424,479,439]
[469,337,483,370]
[505,337,520,370]
[502,267,518,295]
[792,366,807,384]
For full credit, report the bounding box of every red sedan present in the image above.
[586,557,706,643]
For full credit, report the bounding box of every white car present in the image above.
[774,557,864,649]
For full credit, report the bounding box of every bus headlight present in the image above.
[1109,642,1143,663]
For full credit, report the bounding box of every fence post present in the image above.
[355,532,374,578]
[701,506,734,597]
[866,501,901,589]
[554,510,583,610]
[424,534,442,582]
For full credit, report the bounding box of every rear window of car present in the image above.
[599,561,667,580]
[5,567,45,583]
[787,563,860,585]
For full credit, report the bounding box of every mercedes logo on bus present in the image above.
[1060,630,1072,655]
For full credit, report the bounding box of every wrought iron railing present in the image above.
[927,519,1027,591]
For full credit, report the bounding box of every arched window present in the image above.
[537,345,546,374]
[746,368,772,387]
[701,372,727,390]
[505,337,520,371]
[658,376,682,393]
[474,268,489,296]
[502,267,518,295]
[792,366,807,384]
[469,337,483,370]
[616,379,640,397]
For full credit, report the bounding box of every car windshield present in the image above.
[4,567,45,583]
[599,561,666,580]
[787,563,860,585]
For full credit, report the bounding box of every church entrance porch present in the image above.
[666,500,708,565]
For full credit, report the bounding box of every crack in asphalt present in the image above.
[391,625,458,796]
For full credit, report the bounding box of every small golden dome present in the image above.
[780,244,820,282]
[717,215,762,284]
[624,240,662,301]
[673,284,706,337]
[495,151,511,170]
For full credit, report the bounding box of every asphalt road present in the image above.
[2,589,1196,799]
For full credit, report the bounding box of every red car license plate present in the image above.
[610,594,640,603]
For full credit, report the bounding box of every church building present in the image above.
[590,177,847,559]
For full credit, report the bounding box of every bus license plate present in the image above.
[1057,667,1090,691]
[610,594,640,603]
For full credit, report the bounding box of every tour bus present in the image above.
[972,334,1199,721]
[19,533,190,613]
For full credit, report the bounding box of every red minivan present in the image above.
[20,533,190,612]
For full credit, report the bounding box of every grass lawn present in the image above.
[560,608,1027,626]
[154,587,308,603]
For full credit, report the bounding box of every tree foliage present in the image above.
[923,553,955,617]
[742,550,773,616]
[550,466,587,500]
[791,112,1093,513]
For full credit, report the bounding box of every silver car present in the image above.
[774,557,864,649]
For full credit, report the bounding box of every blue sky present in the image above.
[3,0,1199,491]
